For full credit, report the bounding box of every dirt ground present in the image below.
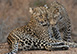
[0,0,77,54]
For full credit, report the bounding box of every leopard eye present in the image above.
[53,8,59,14]
[44,20,47,22]
[39,15,43,18]
[46,14,48,18]
[40,15,42,16]
[54,17,57,20]
[40,21,43,24]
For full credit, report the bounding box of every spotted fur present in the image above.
[6,2,77,54]
[47,1,72,42]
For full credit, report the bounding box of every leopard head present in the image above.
[47,1,67,26]
[29,7,49,26]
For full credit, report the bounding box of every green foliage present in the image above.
[29,0,47,7]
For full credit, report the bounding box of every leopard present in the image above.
[45,1,72,42]
[6,2,77,54]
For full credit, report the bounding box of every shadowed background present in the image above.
[0,0,77,43]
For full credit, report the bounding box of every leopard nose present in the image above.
[40,21,44,24]
[51,24,54,26]
[47,22,50,26]
[51,24,56,26]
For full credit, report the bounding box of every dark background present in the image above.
[0,0,77,43]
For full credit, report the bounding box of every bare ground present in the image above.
[0,0,77,54]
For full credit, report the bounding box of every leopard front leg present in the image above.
[6,40,18,54]
[63,23,72,42]
[44,41,69,50]
[52,25,62,40]
[6,35,69,54]
[21,36,69,51]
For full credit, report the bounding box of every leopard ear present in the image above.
[51,1,59,6]
[29,7,34,14]
[44,4,48,9]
